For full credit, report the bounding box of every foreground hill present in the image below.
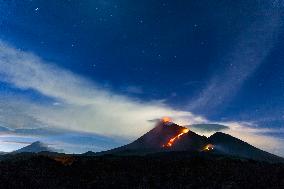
[0,152,283,189]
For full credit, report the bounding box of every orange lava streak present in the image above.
[163,128,189,148]
[53,156,75,166]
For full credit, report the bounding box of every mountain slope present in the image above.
[98,121,209,155]
[98,122,185,154]
[13,141,55,153]
[209,132,283,163]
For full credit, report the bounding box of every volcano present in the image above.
[97,121,284,163]
[13,141,57,153]
[97,121,207,155]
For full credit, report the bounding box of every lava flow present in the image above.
[203,144,214,151]
[163,128,189,148]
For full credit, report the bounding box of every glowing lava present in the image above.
[203,144,214,151]
[163,128,189,148]
[53,156,75,166]
[161,117,172,123]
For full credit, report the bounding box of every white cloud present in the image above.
[0,41,206,139]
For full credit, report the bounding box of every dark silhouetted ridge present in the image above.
[209,132,284,163]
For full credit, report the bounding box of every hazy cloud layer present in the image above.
[0,126,125,153]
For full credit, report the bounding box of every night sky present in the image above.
[0,0,284,155]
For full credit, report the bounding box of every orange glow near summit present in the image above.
[161,117,172,123]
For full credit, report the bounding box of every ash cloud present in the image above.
[189,124,229,132]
